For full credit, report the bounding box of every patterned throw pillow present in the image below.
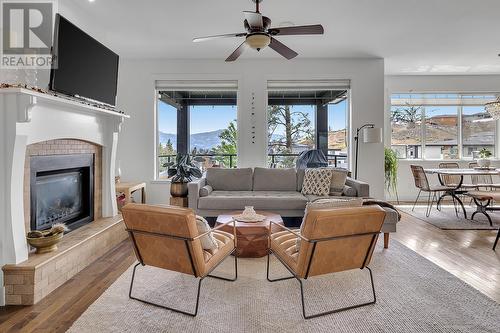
[195,215,218,252]
[301,168,333,196]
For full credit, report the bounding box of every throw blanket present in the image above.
[363,199,401,221]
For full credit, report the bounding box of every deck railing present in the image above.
[159,152,347,171]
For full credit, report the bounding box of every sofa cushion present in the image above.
[206,168,253,191]
[304,194,343,202]
[305,197,364,211]
[253,167,297,191]
[198,191,308,210]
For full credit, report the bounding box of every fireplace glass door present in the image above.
[30,154,94,232]
[35,171,84,230]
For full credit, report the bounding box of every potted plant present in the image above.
[384,147,399,203]
[477,148,492,168]
[164,154,202,197]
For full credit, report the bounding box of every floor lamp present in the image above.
[354,124,382,179]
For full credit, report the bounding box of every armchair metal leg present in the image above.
[128,251,238,317]
[267,250,377,319]
[129,263,204,317]
[266,250,294,282]
[298,267,377,319]
[208,251,238,281]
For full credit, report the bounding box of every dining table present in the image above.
[423,168,500,219]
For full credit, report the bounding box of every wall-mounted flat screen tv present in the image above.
[49,14,119,106]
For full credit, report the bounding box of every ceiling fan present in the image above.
[193,0,324,62]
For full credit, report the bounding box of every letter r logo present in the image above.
[2,2,53,54]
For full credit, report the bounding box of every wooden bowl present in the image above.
[27,232,64,254]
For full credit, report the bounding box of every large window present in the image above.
[267,86,349,168]
[156,84,237,179]
[390,93,497,160]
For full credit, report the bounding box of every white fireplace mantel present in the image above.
[0,88,129,305]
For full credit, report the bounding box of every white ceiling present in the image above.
[65,0,500,74]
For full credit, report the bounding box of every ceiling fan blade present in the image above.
[243,11,263,29]
[268,24,324,36]
[225,41,248,62]
[269,37,298,60]
[193,33,246,43]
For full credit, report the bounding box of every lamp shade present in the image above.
[362,127,382,143]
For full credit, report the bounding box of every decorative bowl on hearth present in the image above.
[27,232,64,254]
[26,223,68,254]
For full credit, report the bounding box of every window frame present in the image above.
[265,82,351,168]
[154,84,239,180]
[390,93,497,161]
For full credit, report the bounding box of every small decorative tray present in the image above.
[232,213,266,223]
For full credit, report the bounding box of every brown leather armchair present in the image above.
[267,206,386,319]
[122,203,237,316]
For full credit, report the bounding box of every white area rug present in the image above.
[68,241,500,333]
[399,205,500,230]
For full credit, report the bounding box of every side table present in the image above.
[116,182,146,208]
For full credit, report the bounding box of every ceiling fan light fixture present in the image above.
[246,33,270,51]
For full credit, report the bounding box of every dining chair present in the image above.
[410,165,455,217]
[438,162,477,190]
[267,206,386,319]
[122,203,238,316]
[469,162,500,190]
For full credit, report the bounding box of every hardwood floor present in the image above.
[1,210,499,332]
[393,208,500,303]
[0,241,136,333]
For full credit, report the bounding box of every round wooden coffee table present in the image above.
[216,211,284,258]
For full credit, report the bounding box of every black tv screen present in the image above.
[50,14,119,106]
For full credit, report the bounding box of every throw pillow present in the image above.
[301,168,333,196]
[342,184,357,197]
[199,185,213,197]
[296,198,364,251]
[329,169,348,196]
[195,215,218,252]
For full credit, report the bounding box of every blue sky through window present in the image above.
[158,98,348,135]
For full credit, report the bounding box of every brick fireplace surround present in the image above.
[0,88,129,305]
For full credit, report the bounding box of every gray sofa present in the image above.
[188,167,398,247]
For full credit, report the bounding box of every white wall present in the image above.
[116,58,385,203]
[385,75,500,201]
